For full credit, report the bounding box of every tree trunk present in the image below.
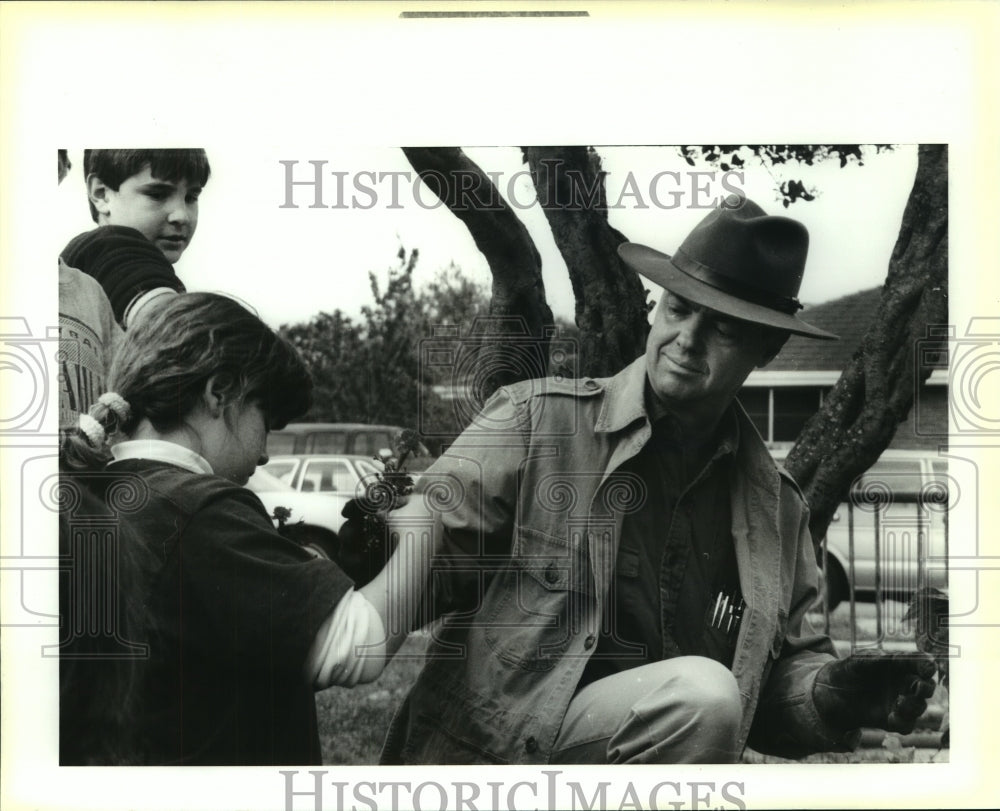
[784,144,948,547]
[524,146,649,377]
[401,147,554,400]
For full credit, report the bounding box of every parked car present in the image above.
[773,449,949,608]
[266,423,434,470]
[263,454,383,497]
[245,466,351,560]
[252,452,426,562]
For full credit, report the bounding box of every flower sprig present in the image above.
[337,428,423,585]
[359,428,420,550]
[271,505,308,546]
[272,505,293,528]
[377,428,419,493]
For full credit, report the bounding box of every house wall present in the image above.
[887,385,948,451]
[738,382,948,452]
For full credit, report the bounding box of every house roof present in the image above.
[768,287,882,371]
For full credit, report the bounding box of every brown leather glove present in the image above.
[813,650,937,734]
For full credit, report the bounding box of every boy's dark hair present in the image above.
[84,149,211,222]
[58,149,71,184]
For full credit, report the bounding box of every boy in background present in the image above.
[61,148,210,328]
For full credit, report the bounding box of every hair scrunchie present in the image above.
[78,413,107,448]
[98,392,132,423]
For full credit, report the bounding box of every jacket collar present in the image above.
[594,356,649,434]
[110,438,214,476]
[729,400,780,490]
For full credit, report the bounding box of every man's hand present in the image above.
[813,650,937,734]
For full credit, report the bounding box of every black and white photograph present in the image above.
[2,3,998,810]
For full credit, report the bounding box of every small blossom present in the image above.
[393,428,420,459]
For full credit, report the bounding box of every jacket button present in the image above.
[525,736,538,754]
[544,563,559,583]
[584,379,598,390]
[584,634,596,649]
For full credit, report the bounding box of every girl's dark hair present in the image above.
[84,148,212,222]
[61,292,312,470]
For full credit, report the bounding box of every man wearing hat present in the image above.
[376,197,937,764]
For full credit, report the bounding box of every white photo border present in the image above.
[2,2,998,810]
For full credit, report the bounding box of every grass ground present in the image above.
[316,601,949,765]
[316,634,427,764]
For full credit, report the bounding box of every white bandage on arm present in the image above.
[305,588,387,688]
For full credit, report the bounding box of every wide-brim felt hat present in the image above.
[618,197,838,340]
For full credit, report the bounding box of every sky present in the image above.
[54,144,918,329]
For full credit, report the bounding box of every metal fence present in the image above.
[815,488,948,647]
[813,489,950,751]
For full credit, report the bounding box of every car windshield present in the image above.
[266,432,297,455]
[263,458,299,484]
[355,458,383,477]
[246,467,294,493]
[300,458,358,493]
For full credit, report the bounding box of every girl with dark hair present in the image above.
[59,292,428,765]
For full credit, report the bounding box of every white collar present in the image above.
[110,439,214,476]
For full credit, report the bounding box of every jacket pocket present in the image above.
[484,527,592,672]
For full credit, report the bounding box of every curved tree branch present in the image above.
[785,144,948,547]
[524,146,649,377]
[402,147,554,398]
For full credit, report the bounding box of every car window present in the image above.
[352,431,394,457]
[301,459,356,493]
[263,459,298,485]
[931,458,949,481]
[355,458,382,478]
[308,432,349,454]
[245,468,294,493]
[267,432,297,455]
[855,459,923,498]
